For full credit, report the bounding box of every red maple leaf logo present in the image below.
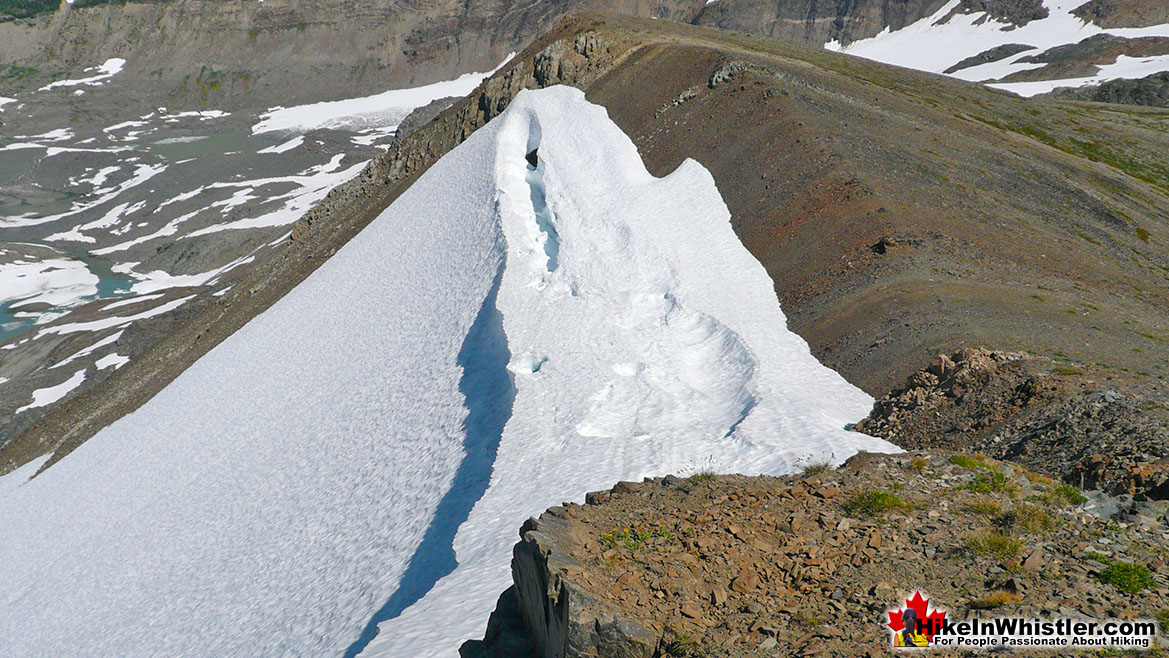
[888,591,947,641]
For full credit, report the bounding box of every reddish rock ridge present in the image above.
[465,453,1169,657]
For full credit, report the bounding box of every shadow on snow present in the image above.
[344,263,515,657]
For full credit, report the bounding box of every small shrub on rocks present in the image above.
[662,635,707,657]
[950,454,986,469]
[965,469,1019,495]
[600,524,673,551]
[802,462,831,475]
[997,503,1055,534]
[1045,483,1087,506]
[969,590,1022,609]
[843,491,905,518]
[687,470,717,484]
[968,529,1025,559]
[1098,561,1156,594]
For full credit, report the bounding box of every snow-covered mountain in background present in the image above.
[0,86,898,657]
[826,0,1169,97]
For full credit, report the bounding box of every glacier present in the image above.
[0,86,898,657]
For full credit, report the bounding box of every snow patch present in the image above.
[829,0,1169,91]
[257,136,304,154]
[0,258,100,310]
[16,369,87,413]
[252,54,514,135]
[39,58,126,92]
[94,353,129,370]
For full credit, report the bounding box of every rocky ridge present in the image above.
[855,349,1169,501]
[465,452,1169,656]
[1044,72,1169,107]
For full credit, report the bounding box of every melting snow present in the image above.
[15,369,87,413]
[0,258,100,309]
[0,87,898,657]
[252,54,514,134]
[38,58,126,92]
[829,0,1169,95]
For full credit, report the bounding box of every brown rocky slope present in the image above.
[464,452,1169,656]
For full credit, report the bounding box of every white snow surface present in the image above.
[0,87,898,658]
[828,0,1169,96]
[15,369,87,413]
[0,257,100,309]
[252,54,513,135]
[38,58,126,92]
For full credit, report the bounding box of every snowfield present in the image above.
[0,87,898,657]
[251,55,513,136]
[829,0,1169,96]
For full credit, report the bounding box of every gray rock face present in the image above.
[470,511,658,658]
[693,0,953,47]
[1072,0,1169,28]
[0,0,707,112]
[1044,70,1169,107]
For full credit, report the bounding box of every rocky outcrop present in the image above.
[467,456,1169,656]
[949,0,1048,26]
[944,44,1035,74]
[1043,71,1169,107]
[1072,0,1169,28]
[462,510,659,658]
[855,349,1169,500]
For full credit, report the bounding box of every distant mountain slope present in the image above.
[821,0,1169,99]
[6,0,1169,115]
[0,0,707,112]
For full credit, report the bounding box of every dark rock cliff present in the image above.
[692,0,951,47]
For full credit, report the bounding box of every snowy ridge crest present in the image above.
[364,87,900,656]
